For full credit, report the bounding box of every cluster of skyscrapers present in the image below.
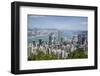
[28,28,88,59]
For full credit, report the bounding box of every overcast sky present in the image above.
[28,15,88,31]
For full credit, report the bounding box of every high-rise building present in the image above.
[78,34,82,45]
[32,41,36,46]
[49,33,53,45]
[58,31,62,43]
[28,43,33,57]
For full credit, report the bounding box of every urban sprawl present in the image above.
[28,28,88,60]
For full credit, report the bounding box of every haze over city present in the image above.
[28,15,88,31]
[27,15,88,60]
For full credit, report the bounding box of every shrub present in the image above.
[68,48,88,59]
[28,51,58,61]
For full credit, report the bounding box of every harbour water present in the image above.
[28,29,87,44]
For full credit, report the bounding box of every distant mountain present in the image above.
[28,28,58,32]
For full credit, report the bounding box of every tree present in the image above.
[68,48,88,59]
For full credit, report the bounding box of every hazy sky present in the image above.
[28,15,88,31]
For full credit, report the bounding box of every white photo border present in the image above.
[20,6,95,70]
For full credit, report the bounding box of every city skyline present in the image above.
[28,15,88,31]
[27,15,88,60]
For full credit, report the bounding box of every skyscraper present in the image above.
[58,30,62,43]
